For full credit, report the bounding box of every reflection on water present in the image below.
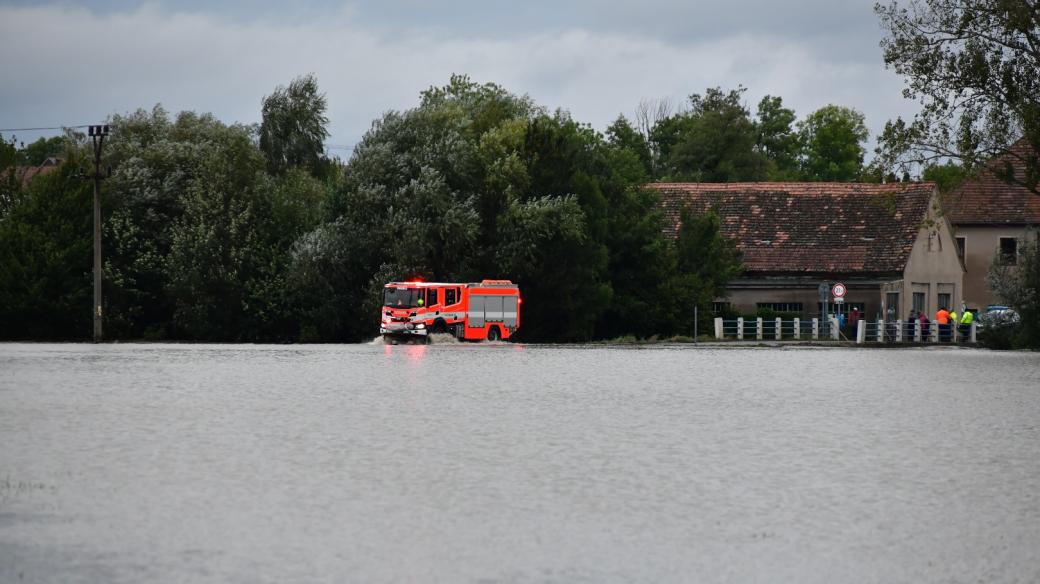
[1,343,1039,583]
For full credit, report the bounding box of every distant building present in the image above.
[650,182,964,320]
[4,156,62,187]
[944,140,1040,310]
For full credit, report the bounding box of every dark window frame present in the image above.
[999,237,1018,265]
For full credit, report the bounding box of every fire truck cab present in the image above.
[380,280,521,344]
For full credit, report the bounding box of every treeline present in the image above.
[1,75,877,342]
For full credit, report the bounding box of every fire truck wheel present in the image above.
[487,326,501,342]
[430,319,447,334]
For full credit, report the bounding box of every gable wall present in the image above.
[901,196,965,317]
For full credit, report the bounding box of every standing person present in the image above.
[886,305,896,341]
[850,307,861,330]
[907,310,918,341]
[949,308,959,341]
[936,306,950,342]
[919,310,931,342]
[959,309,975,340]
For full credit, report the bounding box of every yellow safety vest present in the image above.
[961,311,974,324]
[949,311,958,324]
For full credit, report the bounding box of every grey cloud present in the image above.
[0,2,915,156]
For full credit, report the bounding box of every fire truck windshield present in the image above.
[383,287,421,308]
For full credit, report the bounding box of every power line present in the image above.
[0,124,96,132]
[2,124,356,151]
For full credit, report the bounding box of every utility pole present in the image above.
[88,124,110,342]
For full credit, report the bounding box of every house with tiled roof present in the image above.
[944,140,1040,309]
[649,182,964,320]
[2,156,62,187]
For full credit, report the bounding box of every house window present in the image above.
[885,292,900,318]
[757,302,804,313]
[938,293,952,310]
[956,236,966,261]
[999,237,1018,265]
[913,292,926,314]
[711,302,731,314]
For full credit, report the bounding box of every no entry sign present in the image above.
[832,283,847,298]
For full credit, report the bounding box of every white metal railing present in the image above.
[713,317,977,344]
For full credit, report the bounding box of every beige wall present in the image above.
[952,225,1035,309]
[900,200,965,317]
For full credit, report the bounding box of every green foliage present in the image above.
[0,134,21,218]
[0,158,92,339]
[875,0,1040,192]
[670,206,743,334]
[0,75,751,343]
[922,161,968,194]
[606,115,652,180]
[21,136,67,166]
[652,87,768,182]
[259,74,331,178]
[755,96,801,179]
[798,105,869,181]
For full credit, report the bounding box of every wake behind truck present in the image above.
[380,280,521,344]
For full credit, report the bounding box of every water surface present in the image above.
[2,343,1039,583]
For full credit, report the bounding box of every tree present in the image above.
[101,106,326,340]
[0,157,93,339]
[987,235,1040,348]
[798,105,869,181]
[259,74,330,177]
[606,115,652,179]
[0,134,21,217]
[755,95,801,179]
[21,136,67,166]
[922,161,968,193]
[652,87,768,182]
[671,206,743,334]
[875,0,1040,192]
[634,97,674,175]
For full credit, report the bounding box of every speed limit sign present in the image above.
[831,283,847,298]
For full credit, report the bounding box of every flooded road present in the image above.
[2,343,1039,583]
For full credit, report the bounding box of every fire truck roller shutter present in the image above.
[503,296,518,327]
[485,296,504,322]
[469,295,486,327]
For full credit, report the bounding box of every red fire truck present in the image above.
[380,280,521,344]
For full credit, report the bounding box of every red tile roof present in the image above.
[944,139,1040,225]
[649,182,936,276]
[2,159,61,187]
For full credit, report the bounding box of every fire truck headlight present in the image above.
[415,323,425,330]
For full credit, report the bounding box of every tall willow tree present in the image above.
[259,74,331,178]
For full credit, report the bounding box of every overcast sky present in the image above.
[0,0,918,157]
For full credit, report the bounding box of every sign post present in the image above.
[831,283,847,335]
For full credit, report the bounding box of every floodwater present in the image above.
[1,343,1039,583]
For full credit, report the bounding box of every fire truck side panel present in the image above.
[462,285,520,340]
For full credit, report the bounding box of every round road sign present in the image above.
[832,283,847,298]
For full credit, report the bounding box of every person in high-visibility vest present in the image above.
[936,307,950,342]
[959,309,974,340]
[949,309,958,340]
